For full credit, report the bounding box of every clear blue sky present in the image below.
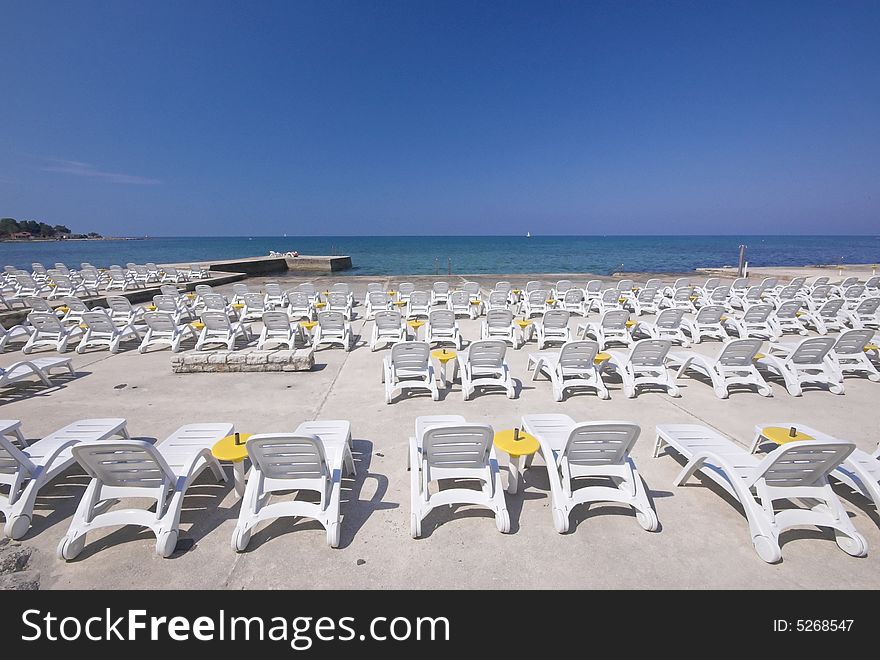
[2,0,878,236]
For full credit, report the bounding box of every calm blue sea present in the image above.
[2,236,878,275]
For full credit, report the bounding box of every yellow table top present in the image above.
[300,321,318,329]
[625,319,636,327]
[212,433,252,462]
[314,302,327,308]
[631,287,639,292]
[512,289,522,294]
[56,306,70,313]
[795,311,805,316]
[689,295,699,301]
[469,300,482,305]
[431,348,457,362]
[190,321,205,330]
[493,429,540,457]
[864,344,878,352]
[618,297,627,303]
[393,301,407,307]
[322,291,330,296]
[231,303,244,309]
[515,319,533,328]
[79,323,88,329]
[753,352,765,360]
[546,299,556,304]
[595,352,611,363]
[387,291,397,296]
[186,293,196,298]
[720,315,729,321]
[760,426,814,445]
[407,319,425,328]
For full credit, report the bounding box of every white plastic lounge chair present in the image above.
[296,283,319,302]
[23,296,55,314]
[668,338,771,398]
[15,274,50,297]
[107,296,145,327]
[325,291,352,320]
[232,421,356,550]
[554,280,573,297]
[195,310,250,350]
[844,297,880,330]
[0,321,33,353]
[535,309,571,349]
[577,309,633,349]
[104,268,133,292]
[264,283,287,309]
[770,300,808,337]
[841,285,867,310]
[397,282,416,302]
[802,298,848,335]
[583,279,603,304]
[448,290,473,319]
[628,287,661,316]
[521,415,657,533]
[802,284,833,312]
[160,266,187,283]
[456,340,515,400]
[681,305,730,344]
[406,291,431,319]
[635,308,690,346]
[660,286,697,314]
[0,357,74,389]
[828,329,880,382]
[525,280,545,293]
[59,423,231,559]
[240,292,268,324]
[561,288,587,316]
[807,276,830,291]
[480,309,516,347]
[31,263,48,283]
[409,416,509,537]
[382,341,439,403]
[231,283,250,305]
[832,276,859,297]
[724,303,779,340]
[748,423,880,527]
[139,312,199,353]
[189,264,209,279]
[58,297,89,327]
[527,340,609,401]
[0,418,129,539]
[257,311,300,351]
[730,285,766,311]
[865,276,880,293]
[370,310,406,351]
[365,291,391,320]
[663,277,690,298]
[23,312,83,354]
[604,339,679,398]
[431,282,450,306]
[153,294,193,324]
[0,420,26,447]
[522,290,550,318]
[314,311,352,351]
[158,284,182,299]
[654,423,867,563]
[426,309,462,349]
[593,288,624,315]
[47,275,84,300]
[756,336,843,396]
[0,289,24,311]
[200,292,234,318]
[77,310,142,354]
[486,290,512,313]
[287,291,314,321]
[697,284,732,310]
[765,284,801,308]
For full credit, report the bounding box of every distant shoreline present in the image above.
[0,236,146,243]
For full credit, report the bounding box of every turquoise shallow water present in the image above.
[2,235,878,275]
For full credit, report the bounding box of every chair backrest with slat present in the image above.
[630,339,672,367]
[789,337,835,365]
[757,441,854,488]
[562,422,640,468]
[557,340,599,370]
[248,434,328,480]
[717,338,762,367]
[422,424,493,470]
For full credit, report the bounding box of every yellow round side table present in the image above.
[212,433,252,497]
[430,348,457,387]
[406,319,425,339]
[493,428,540,494]
[594,351,611,365]
[759,426,814,446]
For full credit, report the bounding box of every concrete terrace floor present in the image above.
[4,270,880,590]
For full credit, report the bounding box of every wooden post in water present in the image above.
[737,244,747,277]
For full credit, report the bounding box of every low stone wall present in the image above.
[171,348,314,373]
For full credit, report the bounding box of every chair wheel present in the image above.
[4,514,31,540]
[326,522,341,548]
[231,527,251,552]
[156,530,179,558]
[836,531,868,557]
[495,509,511,533]
[410,513,422,539]
[635,509,659,532]
[752,535,782,563]
[552,508,569,534]
[58,534,86,561]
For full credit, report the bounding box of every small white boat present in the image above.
[526,231,531,238]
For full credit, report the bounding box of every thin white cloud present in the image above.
[41,159,160,185]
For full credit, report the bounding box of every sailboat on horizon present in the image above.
[526,231,531,238]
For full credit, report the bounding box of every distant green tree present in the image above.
[0,218,19,235]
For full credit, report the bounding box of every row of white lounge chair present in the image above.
[380,333,879,403]
[2,415,878,564]
[0,261,211,309]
